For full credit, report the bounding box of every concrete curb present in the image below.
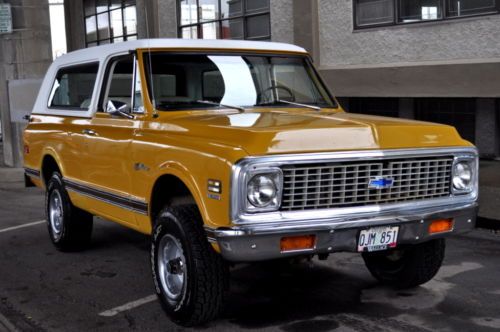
[0,311,19,332]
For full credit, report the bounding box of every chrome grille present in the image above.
[280,156,453,211]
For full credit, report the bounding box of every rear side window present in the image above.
[48,62,99,110]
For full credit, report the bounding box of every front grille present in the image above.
[280,156,453,211]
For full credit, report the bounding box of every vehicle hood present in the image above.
[155,108,470,156]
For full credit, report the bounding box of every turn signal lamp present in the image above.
[280,235,316,252]
[429,219,454,234]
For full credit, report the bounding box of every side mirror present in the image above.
[106,100,134,119]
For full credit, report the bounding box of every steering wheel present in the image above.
[257,85,296,103]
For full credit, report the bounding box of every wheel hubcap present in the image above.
[158,234,187,303]
[49,190,64,239]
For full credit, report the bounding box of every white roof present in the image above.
[34,39,308,119]
[53,38,308,66]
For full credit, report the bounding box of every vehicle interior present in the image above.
[142,53,333,110]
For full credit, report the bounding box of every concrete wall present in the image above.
[317,0,500,68]
[292,0,319,62]
[157,0,177,38]
[315,1,500,98]
[0,0,53,167]
[475,98,498,158]
[270,0,294,44]
[64,0,85,51]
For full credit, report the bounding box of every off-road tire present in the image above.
[362,239,445,288]
[151,205,228,326]
[45,172,93,251]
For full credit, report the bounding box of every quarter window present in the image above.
[178,0,270,40]
[84,0,137,47]
[48,63,99,110]
[354,0,500,28]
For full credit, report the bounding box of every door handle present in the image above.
[82,129,97,136]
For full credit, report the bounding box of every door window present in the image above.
[102,55,143,114]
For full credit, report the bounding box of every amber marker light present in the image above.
[280,235,316,252]
[429,219,454,234]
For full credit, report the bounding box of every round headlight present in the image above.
[452,161,472,191]
[247,174,277,207]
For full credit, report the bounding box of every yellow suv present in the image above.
[23,39,478,326]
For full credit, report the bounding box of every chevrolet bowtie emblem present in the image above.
[368,177,394,189]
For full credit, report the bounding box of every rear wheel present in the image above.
[362,239,445,288]
[46,172,93,251]
[151,205,228,326]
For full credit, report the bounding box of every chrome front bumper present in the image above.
[206,202,478,262]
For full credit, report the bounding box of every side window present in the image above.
[132,62,143,112]
[103,55,144,114]
[48,62,99,109]
[103,56,134,113]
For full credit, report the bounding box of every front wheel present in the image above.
[151,205,228,326]
[362,239,445,288]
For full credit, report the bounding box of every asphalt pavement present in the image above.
[1,186,500,332]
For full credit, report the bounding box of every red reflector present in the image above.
[429,219,454,234]
[280,235,316,252]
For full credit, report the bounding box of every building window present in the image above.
[178,0,270,40]
[84,0,137,47]
[355,0,394,26]
[354,0,500,28]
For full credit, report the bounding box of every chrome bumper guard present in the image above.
[206,202,478,262]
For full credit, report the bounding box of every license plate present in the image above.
[357,226,399,252]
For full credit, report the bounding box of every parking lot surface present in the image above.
[1,186,500,332]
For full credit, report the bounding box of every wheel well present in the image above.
[41,155,60,186]
[150,175,196,225]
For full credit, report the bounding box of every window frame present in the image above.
[353,0,500,30]
[84,0,138,47]
[176,0,271,40]
[47,61,101,111]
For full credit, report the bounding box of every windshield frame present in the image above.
[140,50,338,111]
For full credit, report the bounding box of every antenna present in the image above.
[144,2,158,118]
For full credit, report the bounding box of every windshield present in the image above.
[143,53,336,111]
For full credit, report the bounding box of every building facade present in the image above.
[0,0,53,167]
[64,0,500,158]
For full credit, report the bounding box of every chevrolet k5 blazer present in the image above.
[23,39,478,326]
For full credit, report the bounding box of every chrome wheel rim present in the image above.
[49,190,64,240]
[157,234,187,303]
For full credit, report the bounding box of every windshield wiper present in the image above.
[196,100,245,113]
[276,99,321,111]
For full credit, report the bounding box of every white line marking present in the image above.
[0,220,46,234]
[99,294,157,317]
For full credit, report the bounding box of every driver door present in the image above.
[80,54,144,226]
